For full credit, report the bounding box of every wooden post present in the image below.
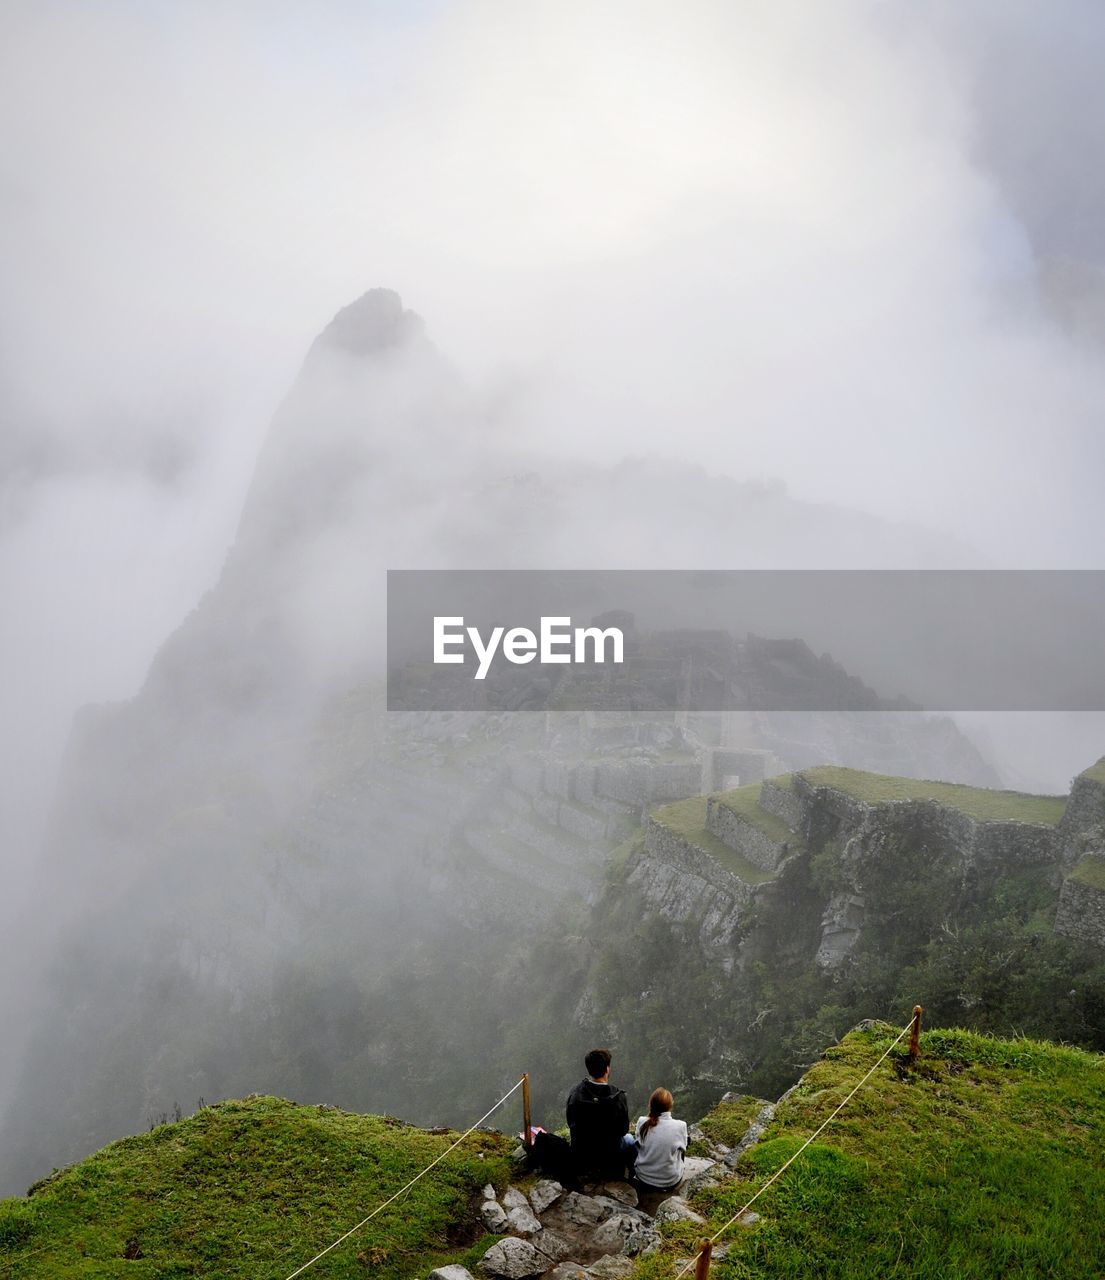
[522,1073,532,1148]
[908,1005,923,1061]
[694,1238,712,1280]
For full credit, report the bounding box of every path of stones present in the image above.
[425,1104,773,1280]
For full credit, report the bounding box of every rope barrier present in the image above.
[280,1077,526,1280]
[674,1017,915,1278]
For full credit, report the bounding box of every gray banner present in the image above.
[386,570,1105,712]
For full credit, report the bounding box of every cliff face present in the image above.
[548,762,1104,1119]
[616,765,1072,979]
[1054,760,1105,947]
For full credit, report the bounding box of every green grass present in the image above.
[1070,856,1105,891]
[698,1096,770,1150]
[637,1026,1105,1280]
[1077,757,1105,787]
[798,766,1067,826]
[713,784,795,844]
[0,1097,513,1280]
[650,797,776,885]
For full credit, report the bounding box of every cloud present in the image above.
[0,0,1103,901]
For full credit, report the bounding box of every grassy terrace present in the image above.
[640,1026,1105,1280]
[712,783,795,844]
[797,766,1067,826]
[650,796,775,885]
[1078,756,1105,786]
[0,1097,513,1280]
[1071,856,1105,891]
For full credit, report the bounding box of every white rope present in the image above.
[281,1077,526,1280]
[675,1018,915,1278]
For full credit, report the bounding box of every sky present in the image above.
[2,0,1105,909]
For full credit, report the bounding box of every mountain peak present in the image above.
[312,287,425,358]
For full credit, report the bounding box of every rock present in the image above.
[681,1156,717,1183]
[685,1167,721,1196]
[687,1123,706,1143]
[481,1184,498,1201]
[529,1179,564,1214]
[739,1210,761,1226]
[590,1212,661,1256]
[533,1229,576,1263]
[502,1187,530,1211]
[585,1258,635,1280]
[479,1237,547,1279]
[505,1204,542,1237]
[629,1227,661,1257]
[557,1192,616,1227]
[593,1195,646,1220]
[545,1265,589,1280]
[480,1200,509,1233]
[654,1196,707,1226]
[428,1268,477,1280]
[725,1103,777,1165]
[587,1181,637,1207]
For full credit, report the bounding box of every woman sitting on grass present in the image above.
[630,1087,687,1193]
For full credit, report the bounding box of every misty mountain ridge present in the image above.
[0,290,1062,1197]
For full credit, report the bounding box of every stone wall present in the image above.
[593,760,703,806]
[1058,767,1105,866]
[1055,865,1105,948]
[705,798,790,872]
[509,754,702,810]
[757,778,804,833]
[706,748,774,788]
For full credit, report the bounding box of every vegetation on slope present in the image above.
[0,1097,513,1280]
[1070,856,1105,890]
[641,1025,1105,1280]
[797,766,1067,825]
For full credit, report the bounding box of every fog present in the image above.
[2,0,1104,1193]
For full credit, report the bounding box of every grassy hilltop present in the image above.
[2,1028,1103,1279]
[643,1024,1105,1280]
[0,1098,513,1279]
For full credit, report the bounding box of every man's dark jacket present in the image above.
[566,1079,629,1178]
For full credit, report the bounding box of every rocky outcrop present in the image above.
[630,818,758,960]
[1058,762,1105,866]
[462,1090,786,1280]
[814,891,867,969]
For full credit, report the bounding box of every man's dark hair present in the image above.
[585,1048,612,1078]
